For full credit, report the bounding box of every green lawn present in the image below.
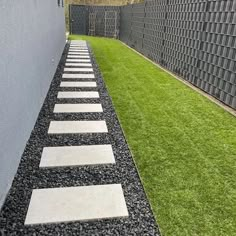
[69,35,236,236]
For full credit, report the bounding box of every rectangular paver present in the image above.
[70,44,87,46]
[60,81,97,87]
[69,51,88,54]
[71,41,86,44]
[70,49,88,51]
[53,104,103,113]
[70,43,87,46]
[69,47,88,49]
[62,74,95,79]
[64,68,93,72]
[70,45,87,47]
[39,144,115,167]
[69,51,89,54]
[57,91,99,98]
[66,59,90,63]
[69,48,88,51]
[67,55,90,59]
[70,45,87,48]
[68,52,89,55]
[69,50,88,52]
[48,120,108,134]
[25,184,128,225]
[65,63,92,67]
[70,46,87,49]
[70,45,87,46]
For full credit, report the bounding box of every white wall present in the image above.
[0,0,66,207]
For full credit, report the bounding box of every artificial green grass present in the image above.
[69,35,236,236]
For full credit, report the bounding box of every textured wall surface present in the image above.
[0,0,65,207]
[120,0,236,109]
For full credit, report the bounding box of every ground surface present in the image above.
[0,42,159,235]
[69,35,236,236]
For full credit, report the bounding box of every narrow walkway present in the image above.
[0,41,159,235]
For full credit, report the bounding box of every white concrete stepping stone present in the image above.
[70,43,86,45]
[69,49,88,52]
[69,48,88,50]
[71,44,87,46]
[60,81,97,87]
[70,46,87,48]
[70,43,87,47]
[70,47,87,48]
[58,91,99,99]
[48,120,108,134]
[68,51,89,54]
[24,184,128,225]
[68,52,89,55]
[70,43,87,45]
[70,42,87,44]
[70,45,87,47]
[39,144,115,168]
[69,51,88,53]
[62,74,95,79]
[53,104,103,113]
[64,68,93,72]
[67,55,90,59]
[66,59,90,63]
[70,43,87,46]
[65,63,92,67]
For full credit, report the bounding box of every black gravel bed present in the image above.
[0,42,160,236]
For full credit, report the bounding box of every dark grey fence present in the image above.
[69,1,236,109]
[120,0,236,109]
[70,5,120,38]
[70,5,88,35]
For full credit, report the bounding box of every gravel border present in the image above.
[0,42,160,235]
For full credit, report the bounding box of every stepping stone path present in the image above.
[40,145,115,168]
[57,91,99,98]
[25,40,129,225]
[64,68,93,72]
[69,48,88,51]
[62,73,95,79]
[53,103,103,113]
[60,81,97,87]
[48,120,108,134]
[0,40,159,235]
[66,59,91,62]
[25,184,128,225]
[67,55,90,59]
[68,52,90,55]
[65,63,92,67]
